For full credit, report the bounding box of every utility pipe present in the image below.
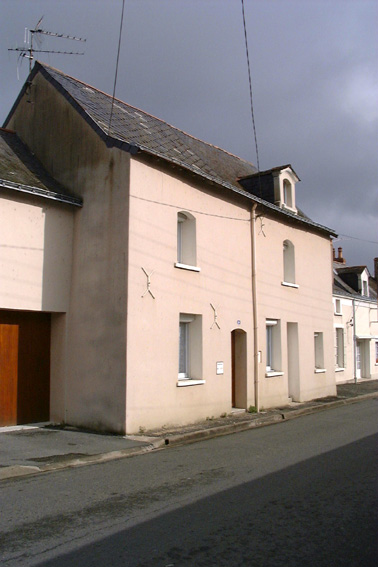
[352,298,357,383]
[251,204,259,411]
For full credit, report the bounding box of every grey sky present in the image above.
[1,0,377,271]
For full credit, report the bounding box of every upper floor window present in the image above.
[175,212,199,271]
[334,298,342,315]
[283,240,296,285]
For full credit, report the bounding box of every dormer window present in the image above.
[283,180,293,208]
[360,270,369,297]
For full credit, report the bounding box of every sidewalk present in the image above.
[1,380,377,481]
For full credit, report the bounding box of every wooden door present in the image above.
[0,311,50,426]
[0,324,19,426]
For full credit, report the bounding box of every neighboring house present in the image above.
[1,62,337,433]
[333,249,378,383]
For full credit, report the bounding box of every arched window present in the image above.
[176,211,197,267]
[283,180,293,208]
[283,240,295,284]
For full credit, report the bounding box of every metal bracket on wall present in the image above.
[141,267,155,299]
[210,303,221,329]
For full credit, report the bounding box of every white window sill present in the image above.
[314,368,326,373]
[177,379,205,387]
[335,367,345,372]
[334,312,342,316]
[174,263,201,272]
[281,281,299,289]
[265,371,284,378]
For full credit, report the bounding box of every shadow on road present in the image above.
[6,434,378,567]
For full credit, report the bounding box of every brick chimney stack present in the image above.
[374,257,378,282]
[333,246,346,264]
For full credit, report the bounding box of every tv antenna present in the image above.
[8,16,86,74]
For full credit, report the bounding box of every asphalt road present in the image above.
[1,400,377,567]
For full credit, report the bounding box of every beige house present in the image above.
[333,250,378,383]
[1,62,337,433]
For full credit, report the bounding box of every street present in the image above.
[1,400,377,567]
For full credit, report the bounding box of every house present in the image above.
[1,62,337,433]
[333,249,378,383]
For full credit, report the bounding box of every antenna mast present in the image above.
[8,16,86,73]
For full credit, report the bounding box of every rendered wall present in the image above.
[7,73,129,433]
[254,215,336,407]
[125,157,254,432]
[334,295,378,383]
[0,191,73,313]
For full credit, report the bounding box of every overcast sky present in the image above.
[1,0,377,271]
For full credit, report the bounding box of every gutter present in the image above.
[0,178,82,207]
[251,204,259,411]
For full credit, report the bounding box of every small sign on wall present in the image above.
[216,361,224,375]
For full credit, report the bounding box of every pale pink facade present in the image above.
[0,63,337,433]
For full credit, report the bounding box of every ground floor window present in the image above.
[178,313,203,382]
[375,341,378,364]
[335,328,345,368]
[266,319,281,374]
[314,332,325,371]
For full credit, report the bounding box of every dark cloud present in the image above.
[1,0,377,270]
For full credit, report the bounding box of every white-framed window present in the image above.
[335,327,345,369]
[283,240,296,285]
[362,280,368,297]
[314,332,325,371]
[334,298,342,315]
[266,319,282,375]
[176,211,198,270]
[283,179,293,208]
[178,313,204,386]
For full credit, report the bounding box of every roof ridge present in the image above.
[37,61,254,168]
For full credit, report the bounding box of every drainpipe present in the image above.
[352,298,357,383]
[251,204,259,411]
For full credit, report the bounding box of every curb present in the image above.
[1,392,377,482]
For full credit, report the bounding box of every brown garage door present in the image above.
[0,310,51,426]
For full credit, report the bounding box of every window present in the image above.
[314,332,325,371]
[375,341,378,365]
[178,313,204,386]
[334,298,342,315]
[266,319,282,375]
[176,212,198,270]
[335,328,344,368]
[283,180,293,208]
[362,280,368,297]
[282,240,296,285]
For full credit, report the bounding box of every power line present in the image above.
[241,0,260,173]
[334,234,378,245]
[108,0,126,135]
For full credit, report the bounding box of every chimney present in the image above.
[374,257,378,282]
[332,247,336,261]
[333,246,346,264]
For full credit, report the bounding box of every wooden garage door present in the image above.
[0,311,51,426]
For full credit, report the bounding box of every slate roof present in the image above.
[0,128,82,206]
[4,62,336,235]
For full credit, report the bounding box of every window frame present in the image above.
[177,313,205,386]
[335,327,345,370]
[282,239,297,287]
[175,211,199,271]
[265,319,283,376]
[314,331,326,372]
